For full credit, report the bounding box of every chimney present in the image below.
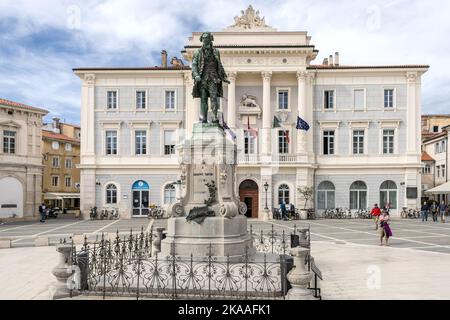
[329,54,334,66]
[161,50,168,68]
[334,52,340,66]
[52,117,61,134]
[323,58,329,66]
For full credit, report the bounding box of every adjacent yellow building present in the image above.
[42,117,81,214]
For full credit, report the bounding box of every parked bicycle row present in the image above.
[322,208,373,219]
[89,207,119,220]
[88,206,166,220]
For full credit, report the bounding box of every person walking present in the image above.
[289,203,296,220]
[431,201,438,222]
[379,211,392,246]
[38,203,46,223]
[280,202,288,221]
[421,202,429,222]
[439,201,447,223]
[371,204,382,230]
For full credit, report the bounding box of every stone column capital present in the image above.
[84,74,96,86]
[183,73,194,85]
[406,72,418,84]
[261,71,272,82]
[227,71,238,81]
[296,71,307,81]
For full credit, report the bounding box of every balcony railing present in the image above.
[237,154,260,164]
[237,154,299,164]
[272,154,298,163]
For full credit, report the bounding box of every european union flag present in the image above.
[296,117,310,131]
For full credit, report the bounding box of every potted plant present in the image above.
[297,186,313,220]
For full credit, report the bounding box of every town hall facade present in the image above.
[74,6,428,219]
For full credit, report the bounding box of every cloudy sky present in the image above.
[0,0,449,124]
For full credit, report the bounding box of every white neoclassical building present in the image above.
[0,98,48,220]
[74,6,428,219]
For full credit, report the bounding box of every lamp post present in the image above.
[263,182,271,221]
[264,182,269,210]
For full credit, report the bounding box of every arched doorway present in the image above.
[132,180,149,217]
[0,177,23,218]
[239,179,259,218]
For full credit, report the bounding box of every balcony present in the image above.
[237,154,260,164]
[237,154,299,165]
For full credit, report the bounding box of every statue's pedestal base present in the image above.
[160,215,255,259]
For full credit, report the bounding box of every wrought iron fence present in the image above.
[67,224,319,300]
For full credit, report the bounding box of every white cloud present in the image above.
[0,0,449,122]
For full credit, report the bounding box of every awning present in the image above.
[424,182,450,195]
[44,193,80,200]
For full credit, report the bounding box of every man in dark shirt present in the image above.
[421,202,429,222]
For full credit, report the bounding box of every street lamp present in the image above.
[264,182,269,210]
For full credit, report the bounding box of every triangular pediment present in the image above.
[0,120,21,128]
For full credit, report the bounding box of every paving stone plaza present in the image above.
[1,217,450,300]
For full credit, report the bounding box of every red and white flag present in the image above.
[247,117,258,139]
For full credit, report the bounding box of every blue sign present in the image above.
[132,180,150,190]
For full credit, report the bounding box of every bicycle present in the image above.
[109,208,119,219]
[89,207,98,220]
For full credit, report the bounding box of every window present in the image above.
[324,90,334,110]
[278,90,289,110]
[435,143,440,154]
[244,130,256,154]
[3,130,16,154]
[136,91,146,109]
[384,89,394,108]
[278,184,290,205]
[350,181,367,210]
[323,130,335,155]
[354,89,365,110]
[65,143,72,151]
[65,176,72,187]
[107,91,118,109]
[164,184,176,204]
[443,165,447,179]
[353,130,365,155]
[422,164,431,174]
[52,156,60,168]
[383,129,395,154]
[65,158,72,169]
[380,180,397,210]
[135,130,147,155]
[317,181,335,210]
[106,184,117,204]
[442,141,447,153]
[105,131,117,155]
[437,165,441,178]
[164,130,176,155]
[165,90,175,110]
[433,126,439,133]
[278,130,289,154]
[51,176,59,187]
[52,141,60,150]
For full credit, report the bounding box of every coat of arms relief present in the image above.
[238,93,262,119]
[224,5,277,32]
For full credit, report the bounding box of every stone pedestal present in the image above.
[286,247,314,300]
[161,123,253,258]
[49,244,74,300]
